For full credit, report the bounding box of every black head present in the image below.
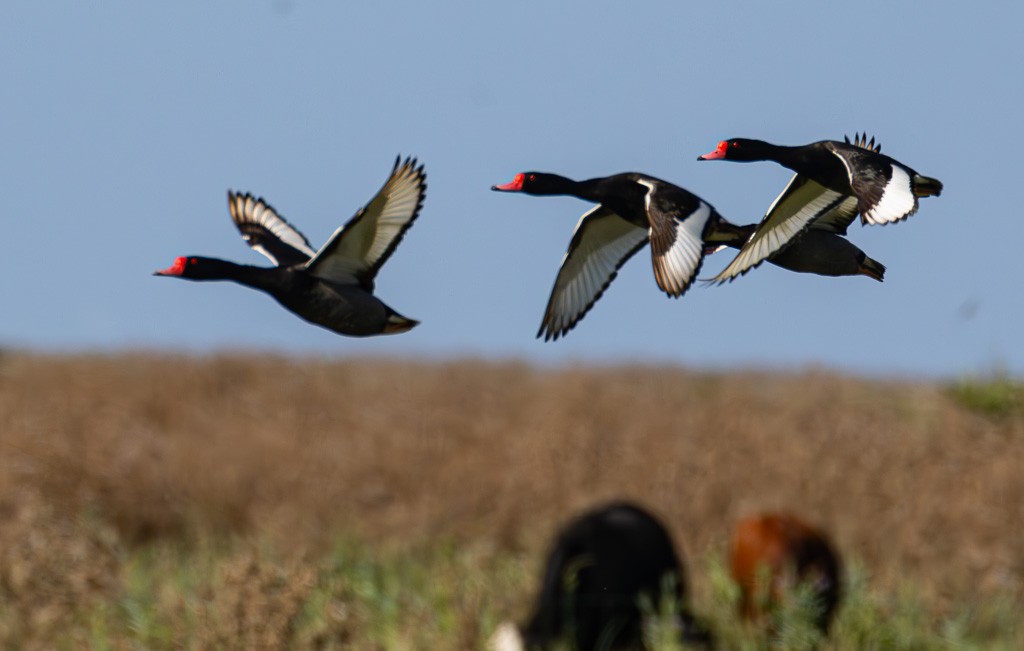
[153,256,224,279]
[491,172,574,196]
[697,138,765,162]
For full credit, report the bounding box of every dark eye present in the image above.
[528,174,536,182]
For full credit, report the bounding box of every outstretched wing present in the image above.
[305,156,427,289]
[709,175,846,284]
[642,179,716,297]
[538,206,649,342]
[227,191,316,266]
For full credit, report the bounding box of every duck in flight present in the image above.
[493,171,721,341]
[698,133,942,283]
[155,156,426,337]
[493,170,885,341]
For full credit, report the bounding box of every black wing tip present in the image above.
[226,190,267,208]
[536,325,553,341]
[707,255,766,286]
[393,153,426,177]
[225,191,280,224]
[391,153,428,203]
[228,190,259,202]
[536,325,567,342]
[227,189,247,214]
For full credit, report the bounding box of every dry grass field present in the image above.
[0,352,1022,648]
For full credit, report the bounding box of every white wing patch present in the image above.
[539,206,648,341]
[651,201,712,297]
[711,178,845,284]
[863,164,917,225]
[228,192,317,265]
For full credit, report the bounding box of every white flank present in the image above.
[864,164,916,225]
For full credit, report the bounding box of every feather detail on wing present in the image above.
[227,191,316,266]
[647,195,715,298]
[808,195,860,235]
[538,206,648,341]
[710,176,846,284]
[830,147,918,226]
[305,156,427,289]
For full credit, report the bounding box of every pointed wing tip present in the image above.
[706,265,746,286]
[537,319,571,342]
[392,154,428,205]
[655,279,688,299]
[394,154,426,176]
[536,327,558,342]
[226,190,250,221]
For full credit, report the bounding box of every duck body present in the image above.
[708,222,885,281]
[494,169,889,339]
[159,256,412,337]
[273,274,406,337]
[493,171,722,340]
[699,134,935,282]
[567,173,711,231]
[699,136,942,225]
[155,156,426,337]
[764,229,885,281]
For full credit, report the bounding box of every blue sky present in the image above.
[2,2,1019,378]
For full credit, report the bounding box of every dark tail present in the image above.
[859,255,886,282]
[382,310,420,335]
[913,175,943,198]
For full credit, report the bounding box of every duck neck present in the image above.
[754,141,811,170]
[573,176,625,204]
[186,258,285,293]
[528,173,586,199]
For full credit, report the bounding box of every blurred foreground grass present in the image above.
[1,505,1022,650]
[2,354,1023,649]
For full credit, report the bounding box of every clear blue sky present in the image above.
[2,2,1018,378]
